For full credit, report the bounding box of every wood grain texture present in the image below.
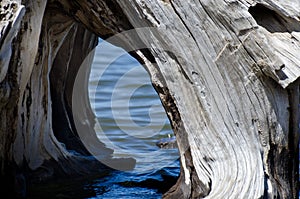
[0,1,109,195]
[0,0,298,198]
[107,1,299,198]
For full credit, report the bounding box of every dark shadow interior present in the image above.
[249,4,300,33]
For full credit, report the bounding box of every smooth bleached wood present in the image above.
[0,0,298,198]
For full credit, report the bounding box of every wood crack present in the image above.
[286,80,299,199]
[169,0,202,53]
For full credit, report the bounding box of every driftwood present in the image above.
[0,0,299,198]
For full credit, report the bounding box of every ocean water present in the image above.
[87,39,180,198]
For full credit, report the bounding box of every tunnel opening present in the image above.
[84,38,180,198]
[48,31,180,198]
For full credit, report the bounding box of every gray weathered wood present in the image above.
[0,0,299,198]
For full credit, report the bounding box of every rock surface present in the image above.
[156,136,177,149]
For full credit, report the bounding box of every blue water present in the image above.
[87,39,180,198]
[26,39,179,199]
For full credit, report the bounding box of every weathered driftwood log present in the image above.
[0,0,113,196]
[0,0,299,198]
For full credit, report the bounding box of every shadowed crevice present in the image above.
[249,4,300,33]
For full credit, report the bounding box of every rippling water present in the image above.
[27,39,180,199]
[87,39,180,198]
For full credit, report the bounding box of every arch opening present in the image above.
[83,38,180,197]
[47,21,182,198]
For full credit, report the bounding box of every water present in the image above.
[28,38,181,198]
[87,39,180,198]
[27,39,179,199]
